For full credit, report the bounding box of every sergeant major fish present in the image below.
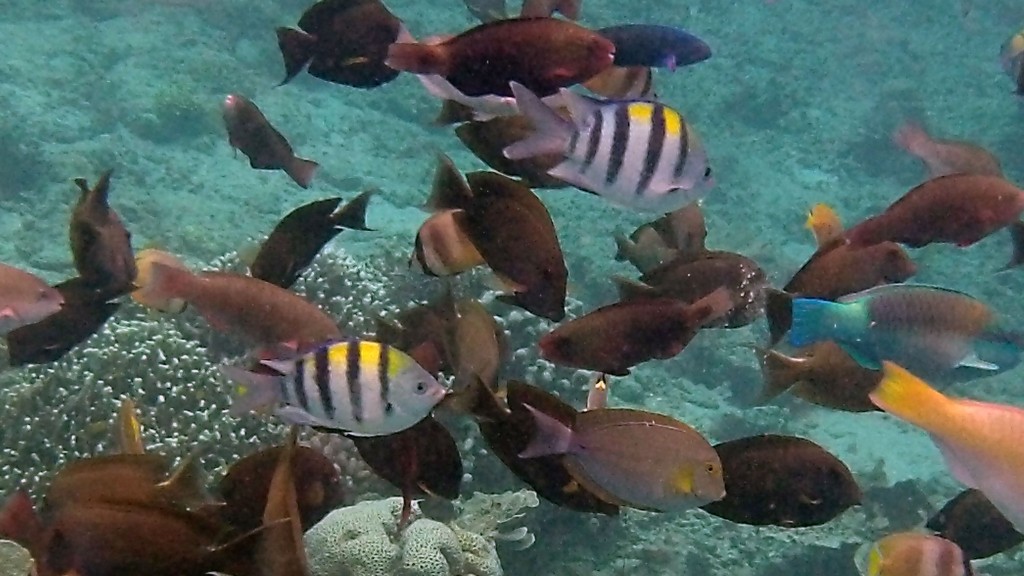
[505,82,714,213]
[220,339,448,437]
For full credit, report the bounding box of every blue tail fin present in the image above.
[787,298,842,348]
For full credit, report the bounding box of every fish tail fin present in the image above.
[756,347,802,402]
[275,27,316,85]
[788,298,846,348]
[611,275,656,302]
[503,82,572,160]
[764,288,794,345]
[157,449,215,508]
[685,286,734,327]
[518,403,574,458]
[870,361,956,431]
[1002,220,1024,270]
[287,157,319,189]
[892,120,931,156]
[219,365,283,417]
[331,188,375,231]
[385,41,449,75]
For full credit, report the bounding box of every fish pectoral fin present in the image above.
[0,306,17,319]
[842,345,881,370]
[957,352,999,370]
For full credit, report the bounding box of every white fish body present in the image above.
[505,82,714,213]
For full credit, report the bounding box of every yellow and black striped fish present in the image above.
[505,82,713,213]
[220,339,447,437]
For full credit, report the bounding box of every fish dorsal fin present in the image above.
[836,283,975,304]
[158,450,214,509]
[426,154,473,211]
[331,188,376,231]
[114,397,146,455]
[559,88,603,127]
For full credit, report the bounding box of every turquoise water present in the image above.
[0,0,1022,574]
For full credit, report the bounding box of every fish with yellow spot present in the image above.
[506,82,713,213]
[220,338,448,437]
[519,406,724,511]
[854,531,972,576]
[870,362,1024,534]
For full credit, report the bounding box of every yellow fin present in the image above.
[805,203,843,247]
[115,397,145,455]
[870,362,955,433]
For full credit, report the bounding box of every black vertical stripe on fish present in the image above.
[315,345,335,420]
[582,110,604,170]
[379,342,393,414]
[636,104,666,195]
[568,129,580,157]
[293,357,309,411]
[672,119,690,179]
[346,339,363,423]
[606,105,630,185]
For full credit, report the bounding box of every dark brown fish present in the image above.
[582,65,654,99]
[44,453,209,516]
[277,0,404,89]
[446,297,507,391]
[893,122,1003,179]
[927,488,1024,560]
[461,171,568,321]
[144,264,341,348]
[701,434,861,527]
[6,276,120,367]
[844,174,1024,251]
[616,251,767,328]
[468,379,619,514]
[520,0,581,19]
[385,17,614,97]
[218,442,343,532]
[352,416,462,527]
[765,239,916,343]
[463,0,508,22]
[250,191,373,289]
[614,203,707,273]
[69,170,136,297]
[222,94,318,189]
[540,289,731,375]
[757,342,881,412]
[455,113,569,189]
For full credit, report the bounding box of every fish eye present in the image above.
[703,166,713,178]
[414,382,428,395]
[705,463,718,474]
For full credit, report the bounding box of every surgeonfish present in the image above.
[596,24,711,70]
[222,94,319,188]
[855,532,972,576]
[219,339,447,437]
[69,170,137,297]
[870,362,1024,534]
[385,18,613,98]
[519,406,725,512]
[506,82,714,213]
[927,488,1024,560]
[787,284,1021,376]
[410,209,485,277]
[0,262,63,335]
[1000,28,1024,95]
[893,122,1002,179]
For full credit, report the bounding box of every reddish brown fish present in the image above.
[894,121,1002,179]
[385,17,614,97]
[277,0,404,89]
[69,170,136,297]
[845,174,1024,249]
[257,428,310,576]
[539,288,731,375]
[144,263,341,347]
[757,342,881,412]
[222,94,318,188]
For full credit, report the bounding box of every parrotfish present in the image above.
[277,0,405,89]
[132,248,190,313]
[0,262,63,335]
[506,83,714,213]
[927,488,1024,560]
[69,170,137,297]
[893,122,1002,179]
[854,532,971,576]
[701,434,861,527]
[871,362,1024,534]
[520,406,725,512]
[539,288,731,375]
[222,94,318,189]
[385,17,614,98]
[787,284,1022,376]
[596,24,711,70]
[220,339,447,437]
[844,174,1024,252]
[250,191,373,289]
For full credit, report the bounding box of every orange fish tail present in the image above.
[385,43,449,75]
[870,362,956,433]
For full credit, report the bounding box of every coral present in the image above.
[305,492,538,576]
[0,540,32,576]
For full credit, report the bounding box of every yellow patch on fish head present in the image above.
[669,465,695,495]
[866,544,884,576]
